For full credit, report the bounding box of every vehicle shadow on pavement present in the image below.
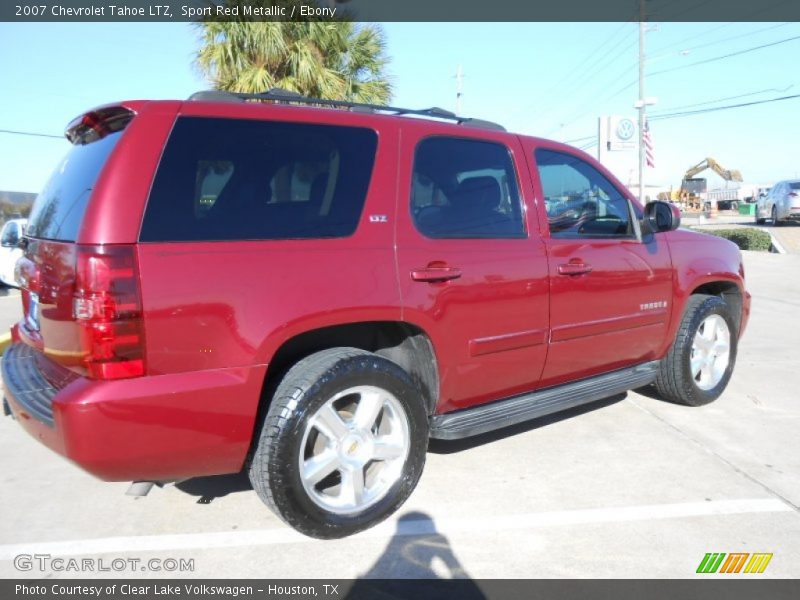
[174,393,628,502]
[174,471,252,503]
[428,393,627,454]
[632,384,688,405]
[346,511,486,598]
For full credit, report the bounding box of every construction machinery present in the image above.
[679,158,743,211]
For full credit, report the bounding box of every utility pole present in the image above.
[455,65,463,116]
[638,3,646,203]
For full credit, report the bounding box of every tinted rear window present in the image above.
[26,131,122,241]
[140,117,378,242]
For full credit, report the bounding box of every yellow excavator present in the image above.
[680,158,743,210]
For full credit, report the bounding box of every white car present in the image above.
[755,180,800,225]
[0,218,27,287]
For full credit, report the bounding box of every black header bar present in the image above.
[3,0,800,23]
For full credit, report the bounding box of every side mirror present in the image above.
[643,201,681,234]
[0,230,20,248]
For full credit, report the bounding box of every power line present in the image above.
[647,22,734,56]
[648,34,800,78]
[546,21,800,155]
[649,93,800,120]
[543,41,638,118]
[521,19,636,121]
[671,22,792,56]
[545,77,637,136]
[647,22,792,63]
[540,21,632,91]
[649,84,795,114]
[556,35,637,97]
[0,128,63,140]
[647,0,794,55]
[561,135,596,144]
[546,27,800,136]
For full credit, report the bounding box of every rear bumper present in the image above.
[2,343,266,481]
[777,205,800,219]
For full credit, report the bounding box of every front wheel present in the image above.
[249,348,428,539]
[654,294,737,406]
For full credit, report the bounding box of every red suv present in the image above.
[3,90,750,538]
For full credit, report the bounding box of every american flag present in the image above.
[643,119,655,168]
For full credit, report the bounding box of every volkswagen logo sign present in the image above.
[616,118,636,141]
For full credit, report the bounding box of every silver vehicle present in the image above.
[0,218,27,287]
[755,179,800,225]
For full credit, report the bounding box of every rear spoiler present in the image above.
[65,105,137,145]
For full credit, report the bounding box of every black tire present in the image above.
[654,294,738,407]
[771,205,780,226]
[755,209,766,225]
[249,347,428,539]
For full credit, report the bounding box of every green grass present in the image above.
[694,228,772,252]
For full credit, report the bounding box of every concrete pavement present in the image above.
[681,212,800,254]
[0,252,798,579]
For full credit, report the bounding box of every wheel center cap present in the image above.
[340,434,370,463]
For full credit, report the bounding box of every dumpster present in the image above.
[739,203,757,216]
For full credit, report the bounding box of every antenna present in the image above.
[455,65,464,116]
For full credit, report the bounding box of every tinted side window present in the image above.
[411,137,525,239]
[535,149,633,239]
[140,117,378,242]
[26,131,122,242]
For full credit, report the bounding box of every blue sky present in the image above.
[1,21,799,194]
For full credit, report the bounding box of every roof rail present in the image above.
[187,88,506,132]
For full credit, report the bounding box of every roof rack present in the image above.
[188,88,506,132]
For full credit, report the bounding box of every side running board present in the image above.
[429,361,660,440]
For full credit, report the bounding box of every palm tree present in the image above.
[196,13,392,104]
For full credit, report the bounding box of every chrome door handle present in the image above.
[557,262,592,276]
[411,267,463,282]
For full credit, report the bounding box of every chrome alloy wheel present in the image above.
[690,314,731,391]
[299,385,411,515]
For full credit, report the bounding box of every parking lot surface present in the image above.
[0,251,798,579]
[684,213,800,255]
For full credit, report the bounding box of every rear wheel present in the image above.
[771,205,780,226]
[249,348,428,539]
[654,294,737,406]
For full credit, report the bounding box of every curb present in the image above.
[759,228,787,254]
[688,224,787,255]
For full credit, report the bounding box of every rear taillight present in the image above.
[73,245,145,380]
[14,255,37,290]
